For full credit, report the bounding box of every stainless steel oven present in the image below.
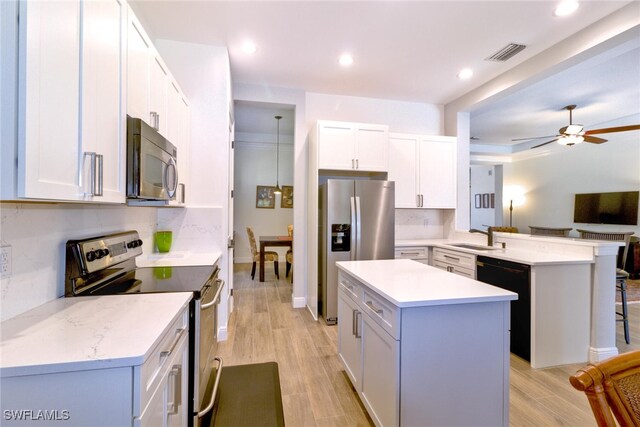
[127,116,178,201]
[65,230,223,427]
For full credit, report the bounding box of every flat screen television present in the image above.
[573,191,639,225]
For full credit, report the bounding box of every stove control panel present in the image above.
[71,231,143,274]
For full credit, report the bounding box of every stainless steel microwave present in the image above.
[126,116,178,201]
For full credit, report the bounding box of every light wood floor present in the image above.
[218,263,640,426]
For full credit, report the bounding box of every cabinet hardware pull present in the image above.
[352,309,358,336]
[355,311,362,338]
[351,159,355,169]
[420,194,424,207]
[366,301,383,315]
[167,365,182,415]
[443,255,460,261]
[416,195,420,207]
[198,357,223,418]
[161,327,186,358]
[401,252,420,256]
[356,159,359,169]
[94,154,103,196]
[150,111,159,131]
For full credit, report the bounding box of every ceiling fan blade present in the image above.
[511,134,559,142]
[531,138,559,149]
[584,124,640,135]
[583,135,607,144]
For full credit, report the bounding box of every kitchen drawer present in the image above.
[433,247,476,270]
[338,274,363,302]
[134,306,189,417]
[362,289,400,340]
[433,260,476,279]
[394,246,428,260]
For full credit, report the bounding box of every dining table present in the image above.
[259,235,293,282]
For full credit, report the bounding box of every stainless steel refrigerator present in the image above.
[319,179,395,324]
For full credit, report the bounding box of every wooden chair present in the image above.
[578,229,635,344]
[285,225,293,279]
[529,226,572,236]
[569,350,640,426]
[246,226,279,280]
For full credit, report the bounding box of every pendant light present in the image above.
[273,115,282,194]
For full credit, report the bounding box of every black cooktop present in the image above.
[84,265,216,297]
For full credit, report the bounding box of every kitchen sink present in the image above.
[446,243,501,251]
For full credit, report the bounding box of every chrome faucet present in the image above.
[469,228,493,247]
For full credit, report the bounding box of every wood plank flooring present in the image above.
[219,263,640,426]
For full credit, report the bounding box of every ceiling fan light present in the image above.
[558,134,584,146]
[564,124,584,135]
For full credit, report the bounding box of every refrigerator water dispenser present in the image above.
[331,224,350,252]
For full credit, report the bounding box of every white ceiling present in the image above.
[129,0,631,106]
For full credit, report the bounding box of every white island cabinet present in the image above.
[337,259,517,427]
[0,293,191,427]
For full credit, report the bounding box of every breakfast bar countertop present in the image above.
[0,293,192,378]
[395,238,596,266]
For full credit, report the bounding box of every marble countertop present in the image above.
[337,259,517,308]
[136,251,222,267]
[395,239,593,265]
[0,293,192,378]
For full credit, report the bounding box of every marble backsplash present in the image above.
[0,203,158,321]
[395,209,446,240]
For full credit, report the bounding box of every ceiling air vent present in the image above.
[485,43,527,62]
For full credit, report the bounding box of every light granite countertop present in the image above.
[337,259,517,308]
[0,293,192,378]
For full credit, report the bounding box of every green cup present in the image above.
[155,231,173,253]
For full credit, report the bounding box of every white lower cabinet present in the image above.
[337,270,510,427]
[432,247,476,279]
[1,307,189,427]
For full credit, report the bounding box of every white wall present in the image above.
[502,134,640,237]
[234,140,294,262]
[0,204,158,321]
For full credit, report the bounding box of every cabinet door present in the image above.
[418,138,456,208]
[149,55,169,136]
[337,289,363,390]
[361,312,400,427]
[81,0,125,203]
[126,7,151,122]
[317,122,356,170]
[388,135,419,208]
[355,125,388,172]
[166,331,189,427]
[17,0,81,200]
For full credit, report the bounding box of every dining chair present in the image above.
[286,225,293,279]
[569,349,640,426]
[246,226,279,280]
[578,229,635,344]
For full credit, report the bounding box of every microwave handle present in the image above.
[164,158,178,199]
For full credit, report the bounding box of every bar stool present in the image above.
[577,229,635,344]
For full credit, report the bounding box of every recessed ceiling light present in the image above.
[457,68,473,80]
[242,41,257,55]
[554,0,579,17]
[339,54,354,67]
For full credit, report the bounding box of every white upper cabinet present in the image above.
[166,82,189,206]
[389,133,456,209]
[16,0,125,203]
[317,121,389,172]
[148,55,169,136]
[126,10,151,123]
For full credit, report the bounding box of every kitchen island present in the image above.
[336,259,517,427]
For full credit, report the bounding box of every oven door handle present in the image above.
[201,279,224,310]
[197,356,223,418]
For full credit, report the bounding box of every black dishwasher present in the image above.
[476,256,531,361]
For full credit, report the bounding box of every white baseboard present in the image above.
[218,325,228,341]
[292,296,306,308]
[589,346,619,363]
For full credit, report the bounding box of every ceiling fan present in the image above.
[511,105,640,149]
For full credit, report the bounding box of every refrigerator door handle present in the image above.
[350,196,357,260]
[355,196,362,260]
